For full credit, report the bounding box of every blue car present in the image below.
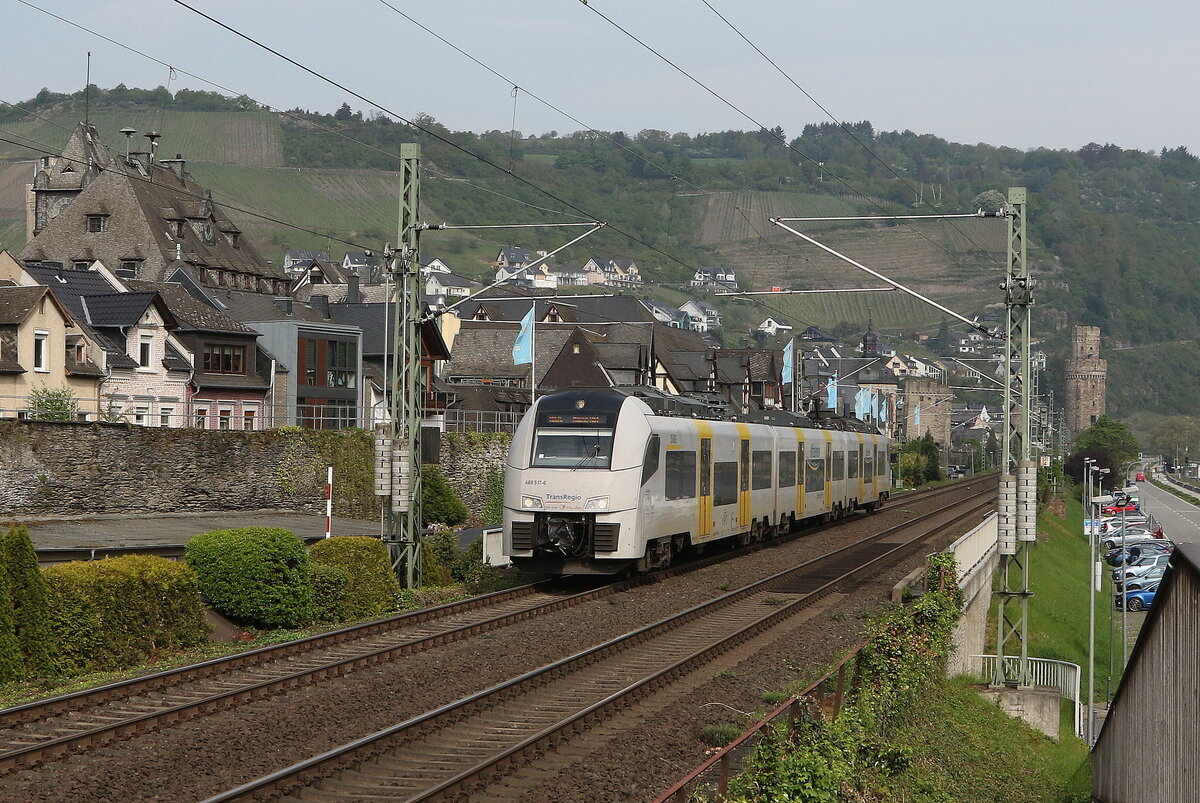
[1115,582,1159,612]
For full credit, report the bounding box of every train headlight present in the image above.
[521,495,544,509]
[584,496,610,510]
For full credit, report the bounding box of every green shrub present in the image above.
[0,547,22,682]
[1,526,56,676]
[185,527,314,629]
[421,465,467,527]
[27,385,78,421]
[308,563,352,624]
[700,722,744,747]
[43,556,209,674]
[482,467,504,526]
[309,537,402,619]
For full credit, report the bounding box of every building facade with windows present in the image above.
[0,284,105,419]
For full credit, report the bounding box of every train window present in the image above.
[832,451,845,481]
[877,450,887,475]
[805,459,825,492]
[864,453,873,480]
[700,439,712,496]
[641,435,661,485]
[532,428,614,468]
[714,461,738,506]
[752,450,772,490]
[848,450,859,479]
[665,451,697,499]
[778,451,796,488]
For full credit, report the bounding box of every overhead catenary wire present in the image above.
[163,0,839,334]
[575,0,1000,273]
[700,0,998,260]
[372,0,839,287]
[15,0,872,341]
[0,131,377,256]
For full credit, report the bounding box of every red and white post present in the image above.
[325,466,333,539]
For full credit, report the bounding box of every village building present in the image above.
[21,123,289,294]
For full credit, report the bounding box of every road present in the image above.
[1135,476,1200,547]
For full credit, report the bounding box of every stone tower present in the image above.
[1065,325,1106,434]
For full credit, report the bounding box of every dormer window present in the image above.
[86,215,107,233]
[175,220,185,238]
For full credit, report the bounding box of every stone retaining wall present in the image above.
[0,420,345,516]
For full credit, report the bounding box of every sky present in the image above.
[3,0,1198,156]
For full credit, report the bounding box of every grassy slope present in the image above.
[882,676,1090,802]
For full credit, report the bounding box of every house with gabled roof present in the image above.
[757,316,792,337]
[22,125,289,294]
[690,267,738,292]
[425,271,479,303]
[284,250,330,272]
[345,250,383,281]
[0,254,196,425]
[582,257,643,288]
[127,278,276,430]
[641,297,691,329]
[0,283,104,420]
[680,299,721,333]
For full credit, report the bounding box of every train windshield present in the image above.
[532,428,614,468]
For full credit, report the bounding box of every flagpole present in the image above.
[530,302,537,406]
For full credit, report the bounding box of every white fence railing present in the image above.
[972,654,1083,739]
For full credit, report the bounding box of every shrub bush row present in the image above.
[1,520,506,683]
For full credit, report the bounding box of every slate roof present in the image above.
[126,280,257,334]
[78,292,174,328]
[22,145,285,284]
[31,122,110,193]
[0,286,52,325]
[497,246,532,265]
[22,263,121,321]
[210,289,330,323]
[431,272,477,288]
[442,320,571,387]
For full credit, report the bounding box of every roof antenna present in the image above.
[84,52,91,127]
[119,127,136,159]
[144,131,161,162]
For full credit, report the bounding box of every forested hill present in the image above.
[3,86,1200,419]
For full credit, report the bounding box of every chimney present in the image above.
[274,296,293,316]
[160,153,187,181]
[347,274,361,304]
[310,294,330,319]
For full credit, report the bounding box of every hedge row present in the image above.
[43,555,209,674]
[185,529,402,629]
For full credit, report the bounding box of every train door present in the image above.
[794,429,806,518]
[738,432,751,530]
[698,422,713,540]
[857,435,866,503]
[823,431,834,512]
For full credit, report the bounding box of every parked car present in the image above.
[1105,541,1174,567]
[1098,516,1149,534]
[1101,529,1167,552]
[1115,582,1158,612]
[1121,567,1167,592]
[1112,553,1172,584]
[1102,502,1140,515]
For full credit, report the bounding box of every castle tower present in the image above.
[1065,325,1106,434]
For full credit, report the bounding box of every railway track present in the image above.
[207,481,995,801]
[0,479,984,783]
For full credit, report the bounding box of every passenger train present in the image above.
[503,389,892,575]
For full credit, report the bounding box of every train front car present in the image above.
[503,389,652,575]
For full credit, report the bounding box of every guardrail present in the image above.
[972,654,1083,739]
[654,646,864,803]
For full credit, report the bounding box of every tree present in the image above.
[1,527,56,676]
[1074,415,1139,470]
[421,466,467,527]
[334,102,353,121]
[28,386,78,421]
